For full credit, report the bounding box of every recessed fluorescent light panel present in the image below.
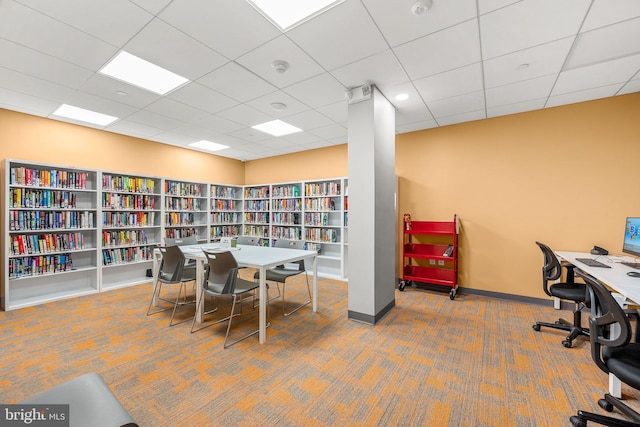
[189,140,229,152]
[99,51,189,95]
[52,104,118,126]
[247,0,345,31]
[252,120,302,137]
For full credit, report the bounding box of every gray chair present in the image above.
[254,239,311,316]
[19,372,137,427]
[191,250,266,348]
[165,235,198,269]
[235,235,259,246]
[146,245,196,326]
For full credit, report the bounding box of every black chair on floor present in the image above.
[532,241,589,348]
[146,245,196,326]
[191,250,266,348]
[570,271,640,427]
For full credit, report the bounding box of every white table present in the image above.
[152,243,318,344]
[556,251,640,397]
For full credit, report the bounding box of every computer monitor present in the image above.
[622,217,640,258]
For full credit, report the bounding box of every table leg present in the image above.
[259,266,267,344]
[195,258,204,323]
[151,250,161,306]
[312,255,318,312]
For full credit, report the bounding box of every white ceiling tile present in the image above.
[363,0,478,47]
[144,97,210,123]
[480,0,591,59]
[307,123,347,140]
[287,0,388,70]
[228,127,274,143]
[581,0,640,32]
[0,39,93,88]
[280,131,323,144]
[414,63,483,102]
[618,77,640,95]
[565,17,640,70]
[437,109,486,126]
[316,100,348,123]
[258,138,301,151]
[123,109,185,130]
[284,73,346,108]
[123,18,228,81]
[77,73,161,108]
[396,103,434,125]
[236,35,325,88]
[0,1,118,70]
[483,37,574,88]
[105,120,164,139]
[280,109,334,131]
[427,91,485,118]
[396,119,438,134]
[379,81,423,109]
[331,50,409,90]
[197,62,277,103]
[149,131,196,147]
[553,54,640,95]
[0,87,60,116]
[129,0,172,15]
[0,68,75,102]
[63,91,139,119]
[216,104,274,127]
[487,98,547,119]
[14,0,153,46]
[478,0,521,15]
[546,83,623,108]
[168,83,238,115]
[159,0,280,60]
[393,19,481,80]
[486,74,556,108]
[245,90,310,118]
[190,114,245,134]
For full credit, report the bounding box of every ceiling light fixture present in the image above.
[99,51,189,95]
[189,140,229,152]
[272,60,290,74]
[247,0,346,31]
[52,104,118,126]
[252,119,302,137]
[270,102,287,111]
[411,0,433,15]
[395,93,410,101]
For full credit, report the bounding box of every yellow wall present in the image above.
[0,109,245,184]
[2,93,639,300]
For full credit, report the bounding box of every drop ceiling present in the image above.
[0,0,639,161]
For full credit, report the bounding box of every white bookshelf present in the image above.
[270,182,303,244]
[243,184,270,246]
[100,171,162,290]
[3,159,99,310]
[163,179,208,243]
[210,184,242,239]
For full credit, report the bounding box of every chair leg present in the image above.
[570,410,640,427]
[169,281,196,327]
[283,273,312,317]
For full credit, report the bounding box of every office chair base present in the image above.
[532,318,589,348]
[570,410,640,427]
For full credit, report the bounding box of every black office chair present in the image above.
[146,245,196,326]
[570,271,640,427]
[532,241,589,348]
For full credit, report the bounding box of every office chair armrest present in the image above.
[562,262,576,284]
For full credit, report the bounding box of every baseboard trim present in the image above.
[348,298,396,325]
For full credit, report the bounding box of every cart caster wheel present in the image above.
[569,415,586,427]
[399,281,406,292]
[449,289,456,300]
[562,339,573,348]
[532,324,541,331]
[598,398,614,412]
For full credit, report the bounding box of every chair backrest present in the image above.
[274,239,305,270]
[158,246,185,283]
[203,250,239,294]
[576,270,632,375]
[165,235,197,246]
[236,236,259,246]
[535,241,563,296]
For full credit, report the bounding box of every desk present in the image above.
[556,251,640,397]
[151,243,318,344]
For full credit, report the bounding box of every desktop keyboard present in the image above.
[575,258,611,268]
[621,261,640,270]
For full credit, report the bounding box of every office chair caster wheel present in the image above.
[398,281,407,291]
[569,415,586,427]
[598,398,613,412]
[532,324,541,331]
[562,339,573,348]
[449,289,456,300]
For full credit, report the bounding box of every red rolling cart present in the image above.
[399,214,459,300]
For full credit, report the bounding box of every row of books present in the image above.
[244,212,269,224]
[305,182,341,197]
[10,188,78,209]
[272,198,302,211]
[102,193,156,210]
[211,199,239,211]
[164,181,203,197]
[244,200,269,211]
[211,212,240,224]
[10,210,95,231]
[305,198,337,212]
[211,225,240,238]
[9,254,73,278]
[102,174,156,194]
[271,226,302,240]
[304,212,331,226]
[305,228,339,243]
[271,212,301,226]
[102,229,149,247]
[244,186,269,199]
[102,246,153,266]
[272,185,300,198]
[211,186,238,199]
[165,228,197,239]
[103,211,155,228]
[10,167,88,189]
[11,232,85,255]
[243,225,269,237]
[164,197,203,211]
[165,212,199,226]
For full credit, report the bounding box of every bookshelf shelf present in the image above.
[163,179,208,242]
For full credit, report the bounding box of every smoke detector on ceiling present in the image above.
[411,0,433,15]
[272,60,289,74]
